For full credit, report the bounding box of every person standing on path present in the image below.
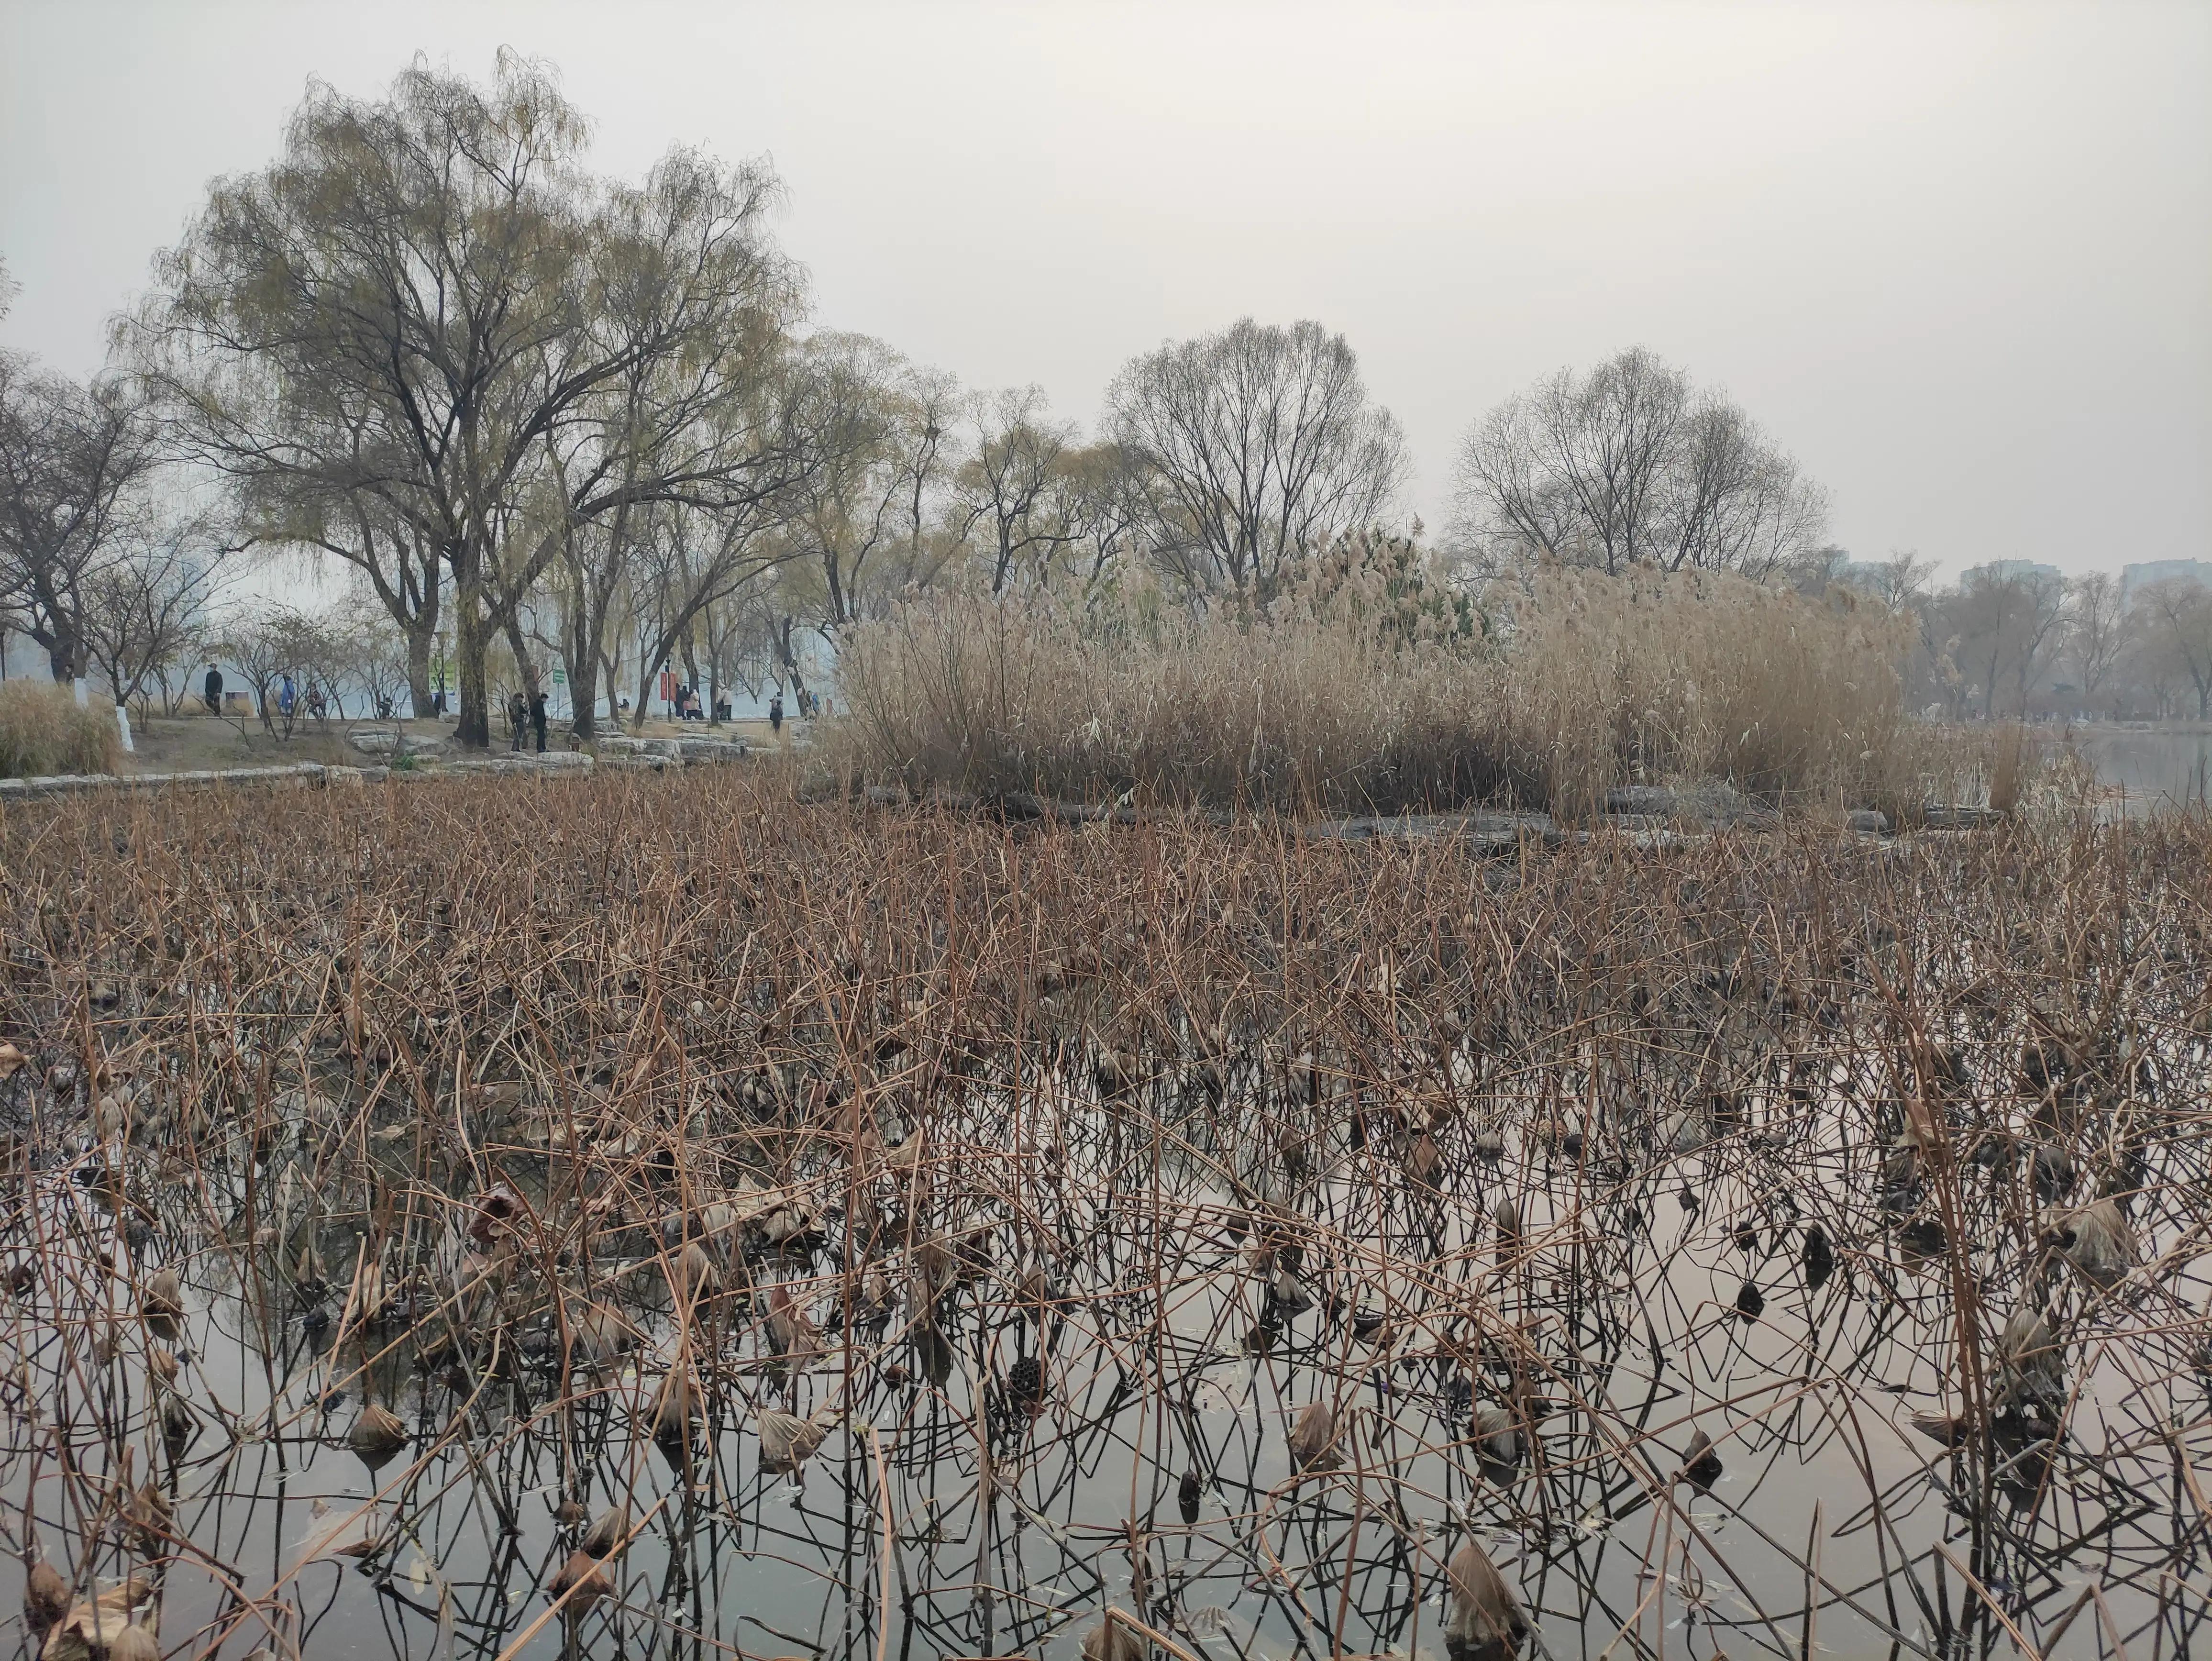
[203,663,223,715]
[769,693,784,738]
[508,690,529,751]
[531,689,549,753]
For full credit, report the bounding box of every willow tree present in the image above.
[130,53,801,747]
[773,335,965,640]
[535,154,813,739]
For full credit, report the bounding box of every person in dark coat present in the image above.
[531,690,549,753]
[769,694,784,736]
[203,664,223,714]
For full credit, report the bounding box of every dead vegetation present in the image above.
[0,770,2206,1660]
[834,563,1935,820]
[0,683,121,781]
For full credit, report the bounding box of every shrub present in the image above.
[833,557,1922,818]
[0,680,123,779]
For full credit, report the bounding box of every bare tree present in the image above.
[1872,549,1937,610]
[2063,571,2129,712]
[335,606,413,721]
[948,387,1076,594]
[78,517,230,725]
[219,604,341,737]
[1941,565,2068,719]
[890,368,965,594]
[0,361,161,680]
[1792,543,1854,595]
[2133,577,2212,720]
[1659,397,1829,578]
[1867,549,1947,710]
[1449,346,1827,580]
[1105,318,1407,598]
[1053,441,1148,595]
[2008,568,2070,715]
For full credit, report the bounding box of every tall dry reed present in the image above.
[833,560,1917,817]
[0,680,122,778]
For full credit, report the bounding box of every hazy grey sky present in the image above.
[3,0,2206,578]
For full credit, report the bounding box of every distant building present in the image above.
[2120,558,2212,600]
[1971,559,2066,587]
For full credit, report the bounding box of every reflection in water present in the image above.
[0,782,2206,1661]
[2070,725,2212,812]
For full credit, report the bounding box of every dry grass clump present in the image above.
[1493,566,1911,817]
[1857,721,2103,829]
[834,588,1515,813]
[0,679,122,778]
[833,558,1916,816]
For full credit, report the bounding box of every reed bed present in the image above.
[0,771,2206,1661]
[0,683,121,781]
[833,566,1921,819]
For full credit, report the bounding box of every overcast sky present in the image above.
[3,0,2206,579]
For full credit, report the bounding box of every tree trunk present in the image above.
[502,609,542,702]
[776,615,808,699]
[678,632,700,715]
[702,604,727,726]
[560,572,603,742]
[567,653,597,740]
[454,581,491,749]
[566,592,601,741]
[406,626,434,718]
